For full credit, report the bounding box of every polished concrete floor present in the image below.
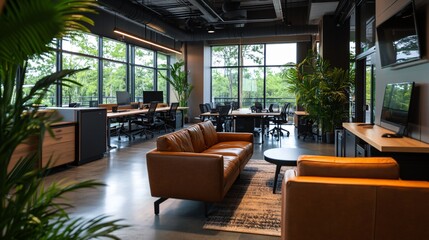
[45,123,334,240]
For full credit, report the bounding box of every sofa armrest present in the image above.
[297,155,399,179]
[217,132,253,143]
[146,150,225,202]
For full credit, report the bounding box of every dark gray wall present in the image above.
[375,0,429,143]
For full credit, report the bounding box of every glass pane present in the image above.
[103,38,126,62]
[62,32,98,56]
[157,53,168,68]
[212,46,238,66]
[266,66,295,107]
[266,43,297,65]
[358,0,375,53]
[157,70,167,103]
[135,67,154,102]
[242,44,264,66]
[135,47,154,66]
[241,67,264,108]
[62,53,98,106]
[212,68,238,106]
[25,54,56,106]
[103,61,127,103]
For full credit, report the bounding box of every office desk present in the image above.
[106,106,188,148]
[342,123,429,180]
[200,108,280,143]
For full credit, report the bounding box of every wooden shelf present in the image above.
[342,123,429,153]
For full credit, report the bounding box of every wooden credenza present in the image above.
[9,122,76,172]
[42,123,75,168]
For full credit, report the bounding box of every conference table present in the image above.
[106,106,188,148]
[200,108,280,143]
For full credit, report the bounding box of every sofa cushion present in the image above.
[297,155,399,179]
[187,124,207,153]
[198,121,218,147]
[156,129,194,152]
[210,141,252,157]
[203,147,246,160]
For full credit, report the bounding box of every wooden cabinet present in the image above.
[9,122,76,172]
[345,129,356,157]
[8,136,38,173]
[42,124,75,168]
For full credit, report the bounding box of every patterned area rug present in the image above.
[203,159,294,236]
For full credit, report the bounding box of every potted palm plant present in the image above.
[0,0,127,238]
[285,51,352,143]
[159,60,193,107]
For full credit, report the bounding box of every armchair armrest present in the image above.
[217,132,253,142]
[146,150,225,202]
[297,155,399,179]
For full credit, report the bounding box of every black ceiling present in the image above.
[98,0,348,42]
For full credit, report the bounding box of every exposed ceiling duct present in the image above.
[98,0,318,42]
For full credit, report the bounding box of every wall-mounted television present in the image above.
[380,82,415,137]
[376,1,422,68]
[143,91,163,103]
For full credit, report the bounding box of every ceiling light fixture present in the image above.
[207,25,215,34]
[113,29,182,55]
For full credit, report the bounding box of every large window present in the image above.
[157,53,169,102]
[25,53,57,106]
[23,32,172,106]
[62,53,99,105]
[211,43,296,108]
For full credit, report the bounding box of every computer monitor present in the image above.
[116,91,131,106]
[143,91,163,103]
[380,82,415,136]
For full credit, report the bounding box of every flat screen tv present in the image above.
[380,82,415,137]
[376,1,422,68]
[143,91,163,103]
[116,91,131,106]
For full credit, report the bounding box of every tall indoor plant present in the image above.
[285,51,352,142]
[0,0,127,239]
[159,60,193,107]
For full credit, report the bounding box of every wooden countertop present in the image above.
[343,122,429,153]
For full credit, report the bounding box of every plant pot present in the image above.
[325,131,335,144]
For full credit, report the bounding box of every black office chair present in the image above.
[216,104,232,132]
[158,102,179,132]
[199,103,209,121]
[231,101,239,110]
[270,103,291,140]
[132,102,160,139]
[265,103,280,136]
[255,102,263,113]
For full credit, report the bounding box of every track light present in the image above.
[113,29,182,55]
[207,25,215,34]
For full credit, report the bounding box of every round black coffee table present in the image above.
[264,147,314,193]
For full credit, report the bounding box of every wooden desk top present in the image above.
[343,122,429,153]
[106,106,187,118]
[200,108,280,117]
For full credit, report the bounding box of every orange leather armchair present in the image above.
[282,155,429,240]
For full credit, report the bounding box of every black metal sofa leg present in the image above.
[154,198,168,215]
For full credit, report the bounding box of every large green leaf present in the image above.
[0,0,96,65]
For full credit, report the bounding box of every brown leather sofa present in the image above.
[146,121,253,214]
[282,155,429,240]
